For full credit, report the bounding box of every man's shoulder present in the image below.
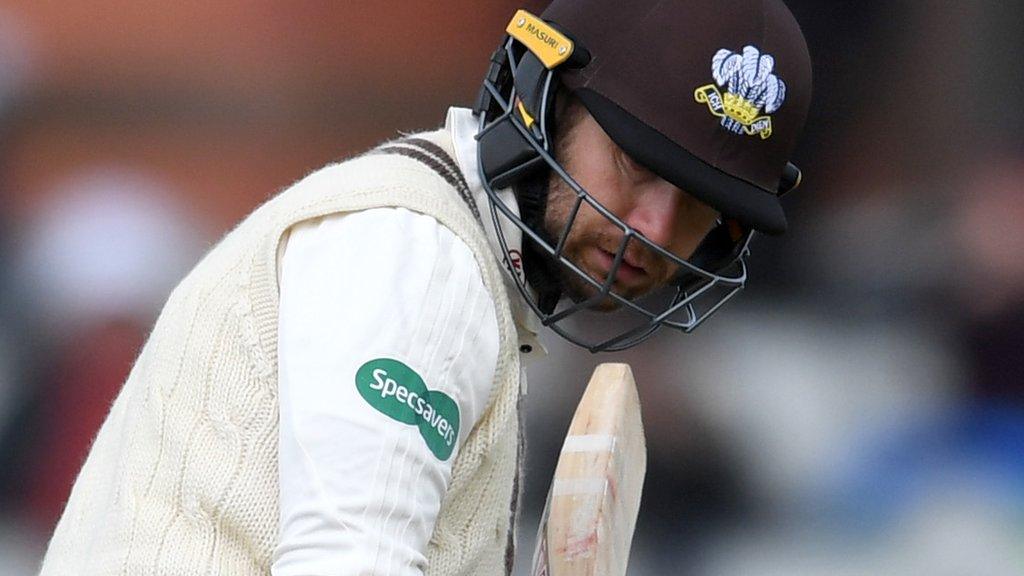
[300,127,458,191]
[263,126,481,241]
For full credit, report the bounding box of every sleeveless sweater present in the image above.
[38,130,522,576]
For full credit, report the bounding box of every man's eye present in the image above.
[617,150,651,180]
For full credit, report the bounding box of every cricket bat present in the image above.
[531,363,647,576]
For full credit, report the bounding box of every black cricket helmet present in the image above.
[474,1,811,352]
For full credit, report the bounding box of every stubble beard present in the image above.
[541,174,654,311]
[535,100,671,311]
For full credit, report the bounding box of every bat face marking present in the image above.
[531,363,646,576]
[562,528,600,559]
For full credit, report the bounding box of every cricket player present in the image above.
[38,0,811,574]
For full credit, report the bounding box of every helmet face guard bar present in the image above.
[475,23,756,353]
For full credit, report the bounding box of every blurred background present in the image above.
[0,1,1021,574]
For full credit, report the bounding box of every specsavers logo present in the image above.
[355,358,460,461]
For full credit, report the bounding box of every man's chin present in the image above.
[565,290,622,312]
[561,273,649,312]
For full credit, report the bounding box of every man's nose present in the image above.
[622,184,681,249]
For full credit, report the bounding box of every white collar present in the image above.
[446,106,547,363]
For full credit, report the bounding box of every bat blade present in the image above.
[532,363,647,576]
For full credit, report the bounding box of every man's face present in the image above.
[544,107,721,309]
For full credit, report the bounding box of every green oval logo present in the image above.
[355,358,460,461]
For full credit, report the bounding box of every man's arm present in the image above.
[272,207,499,575]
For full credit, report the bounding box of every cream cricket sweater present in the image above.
[39,130,522,576]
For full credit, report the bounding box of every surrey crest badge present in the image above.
[695,45,786,140]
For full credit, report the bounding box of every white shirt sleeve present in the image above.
[272,207,500,576]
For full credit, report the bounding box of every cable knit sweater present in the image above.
[38,130,522,576]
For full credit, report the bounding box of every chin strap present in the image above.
[513,172,564,314]
[523,239,563,314]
